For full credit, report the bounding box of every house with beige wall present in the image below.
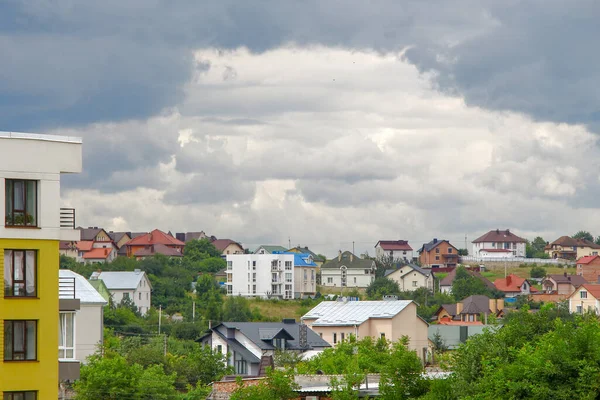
[545,236,600,260]
[301,299,430,362]
[384,264,434,292]
[212,239,245,256]
[568,284,600,315]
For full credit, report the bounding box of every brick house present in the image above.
[417,239,459,268]
[577,255,600,283]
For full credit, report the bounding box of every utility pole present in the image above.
[465,234,467,252]
[192,301,196,321]
[158,305,162,334]
[352,241,355,254]
[288,237,291,249]
[163,334,167,357]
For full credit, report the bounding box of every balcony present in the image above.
[59,276,80,311]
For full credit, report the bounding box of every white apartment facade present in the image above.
[226,253,296,299]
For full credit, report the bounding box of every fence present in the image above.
[459,256,575,266]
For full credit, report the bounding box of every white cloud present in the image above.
[57,46,600,256]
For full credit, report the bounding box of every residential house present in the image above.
[90,269,152,315]
[198,320,330,375]
[78,227,112,243]
[225,253,296,299]
[133,243,185,260]
[175,231,215,243]
[82,247,117,264]
[287,246,326,267]
[375,240,413,262]
[472,229,526,258]
[212,239,245,256]
[125,229,185,258]
[291,253,318,298]
[107,231,132,257]
[544,236,600,260]
[59,270,107,366]
[320,251,376,288]
[0,131,82,397]
[59,240,78,258]
[434,295,504,324]
[493,274,533,298]
[384,264,434,292]
[302,299,430,362]
[568,284,600,314]
[577,255,600,283]
[417,239,459,268]
[74,228,119,263]
[439,268,495,294]
[542,273,587,295]
[253,245,288,254]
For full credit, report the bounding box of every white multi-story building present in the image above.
[472,229,527,258]
[321,251,377,288]
[226,253,296,299]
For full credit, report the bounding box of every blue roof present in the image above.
[272,251,317,267]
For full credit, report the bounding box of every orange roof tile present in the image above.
[494,274,528,292]
[83,248,112,259]
[577,255,600,264]
[126,229,185,247]
[76,241,94,252]
[574,284,600,299]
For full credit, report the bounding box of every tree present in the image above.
[451,266,493,300]
[230,369,298,400]
[366,277,400,299]
[198,257,226,273]
[379,339,428,400]
[573,231,594,242]
[222,296,253,322]
[184,239,222,263]
[530,265,546,279]
[457,248,469,256]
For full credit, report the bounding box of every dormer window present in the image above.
[5,180,37,227]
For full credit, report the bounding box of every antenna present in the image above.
[288,237,291,249]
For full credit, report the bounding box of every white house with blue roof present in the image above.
[291,253,317,298]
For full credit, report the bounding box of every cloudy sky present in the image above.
[2,1,600,257]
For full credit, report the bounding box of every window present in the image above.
[576,305,583,314]
[4,250,36,297]
[216,345,222,353]
[285,261,292,270]
[285,273,292,283]
[3,392,37,400]
[448,248,453,253]
[581,291,588,299]
[227,286,233,295]
[311,270,315,281]
[333,333,337,344]
[235,359,247,375]
[412,281,418,287]
[341,332,345,342]
[272,273,278,283]
[380,333,385,339]
[273,338,286,350]
[138,292,141,300]
[364,269,370,274]
[4,180,37,227]
[353,277,356,284]
[435,256,440,261]
[146,293,149,300]
[123,292,130,299]
[252,285,256,294]
[252,261,256,267]
[304,270,308,280]
[252,273,256,282]
[435,248,440,254]
[3,320,37,361]
[504,242,510,249]
[59,313,75,359]
[327,277,333,284]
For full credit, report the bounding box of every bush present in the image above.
[530,266,546,279]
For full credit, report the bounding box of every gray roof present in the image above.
[321,251,375,270]
[253,245,288,254]
[90,270,149,290]
[419,239,452,253]
[108,231,130,244]
[302,300,414,326]
[385,264,432,278]
[217,322,330,350]
[460,295,492,315]
[59,270,107,305]
[78,227,104,241]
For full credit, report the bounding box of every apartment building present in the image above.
[226,253,296,299]
[0,132,82,398]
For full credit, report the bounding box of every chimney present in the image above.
[506,275,512,285]
[496,229,500,234]
[433,238,438,244]
[456,301,463,315]
[338,250,342,261]
[148,232,153,241]
[506,229,510,235]
[350,253,354,262]
[134,269,141,275]
[497,298,504,312]
[489,298,497,313]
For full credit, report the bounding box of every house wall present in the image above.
[569,289,600,314]
[321,266,375,288]
[375,245,414,262]
[578,259,600,282]
[222,243,244,255]
[108,275,151,315]
[115,234,131,249]
[227,254,295,299]
[294,266,317,297]
[76,304,104,363]
[387,267,433,291]
[60,248,78,258]
[419,241,458,267]
[479,250,512,258]
[472,242,526,257]
[94,230,112,242]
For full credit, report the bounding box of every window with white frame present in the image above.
[581,291,588,299]
[59,312,75,359]
[285,273,292,283]
[285,261,292,270]
[327,277,333,284]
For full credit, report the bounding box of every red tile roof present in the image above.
[493,274,529,293]
[60,241,75,250]
[76,241,94,252]
[134,243,183,257]
[83,248,112,259]
[126,229,185,247]
[376,240,413,251]
[577,255,600,264]
[473,229,526,243]
[577,284,600,299]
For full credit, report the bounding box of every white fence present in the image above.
[459,256,575,266]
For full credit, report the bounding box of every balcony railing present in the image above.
[59,276,76,299]
[60,208,76,229]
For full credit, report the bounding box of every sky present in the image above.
[2,1,600,257]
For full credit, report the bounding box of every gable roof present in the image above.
[77,227,105,241]
[76,241,94,252]
[126,229,185,247]
[460,295,492,315]
[59,269,107,305]
[321,251,375,270]
[288,246,325,261]
[90,270,150,290]
[574,284,600,299]
[385,264,432,279]
[419,239,456,253]
[209,322,330,350]
[108,231,130,244]
[302,300,415,326]
[253,245,289,254]
[293,253,317,267]
[578,255,600,264]
[473,229,526,243]
[493,274,529,293]
[83,247,112,260]
[375,240,413,251]
[59,241,76,250]
[133,243,183,258]
[437,304,458,317]
[211,239,243,252]
[549,236,600,249]
[546,274,587,286]
[439,268,495,290]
